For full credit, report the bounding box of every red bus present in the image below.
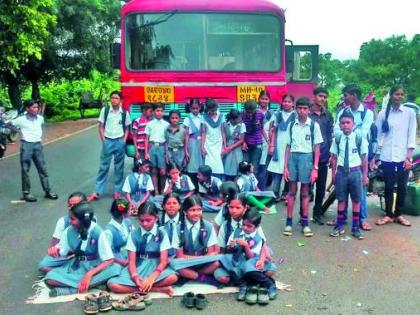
[113,0,318,121]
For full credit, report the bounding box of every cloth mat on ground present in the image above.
[26,279,291,304]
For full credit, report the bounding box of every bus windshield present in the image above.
[125,12,281,72]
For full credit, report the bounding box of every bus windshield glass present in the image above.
[125,12,281,72]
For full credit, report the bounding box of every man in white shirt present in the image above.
[12,100,58,202]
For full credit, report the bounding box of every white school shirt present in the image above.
[12,114,44,142]
[52,216,69,239]
[217,219,267,246]
[59,222,114,261]
[198,176,222,194]
[183,113,202,134]
[104,218,130,247]
[126,224,171,252]
[213,205,226,226]
[164,175,195,192]
[376,105,417,163]
[225,121,246,137]
[231,229,263,256]
[334,104,374,138]
[287,117,323,153]
[236,173,259,192]
[98,106,131,139]
[330,131,368,168]
[172,219,218,249]
[122,173,154,194]
[145,118,170,143]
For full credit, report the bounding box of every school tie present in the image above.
[167,220,175,243]
[234,222,241,237]
[138,232,150,254]
[187,226,195,254]
[344,136,350,170]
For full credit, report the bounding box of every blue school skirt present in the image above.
[202,198,222,213]
[170,254,224,271]
[44,257,121,288]
[186,138,203,174]
[38,255,72,271]
[107,258,176,286]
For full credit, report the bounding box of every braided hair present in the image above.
[70,202,94,240]
[382,85,403,133]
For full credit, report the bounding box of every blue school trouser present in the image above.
[94,137,125,195]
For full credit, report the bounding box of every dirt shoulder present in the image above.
[4,118,98,158]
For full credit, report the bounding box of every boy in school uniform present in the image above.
[132,103,153,160]
[283,97,323,237]
[329,110,368,240]
[88,91,131,201]
[145,103,170,194]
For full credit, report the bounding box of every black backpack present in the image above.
[103,106,128,133]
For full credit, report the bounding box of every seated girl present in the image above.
[44,202,120,296]
[107,201,178,295]
[38,192,87,273]
[197,165,223,212]
[160,162,195,203]
[160,193,182,257]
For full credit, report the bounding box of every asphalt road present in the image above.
[0,127,419,315]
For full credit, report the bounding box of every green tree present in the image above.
[318,53,345,89]
[0,0,56,107]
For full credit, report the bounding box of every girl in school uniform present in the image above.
[183,98,203,189]
[104,199,133,268]
[257,91,275,190]
[201,98,225,179]
[165,110,187,170]
[197,164,223,213]
[213,181,240,231]
[44,202,120,295]
[222,109,246,181]
[170,195,222,285]
[236,161,275,214]
[160,193,182,257]
[107,202,178,295]
[163,162,195,202]
[268,94,296,201]
[122,159,154,215]
[39,192,88,273]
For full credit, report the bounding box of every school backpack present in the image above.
[103,106,128,133]
[289,117,315,148]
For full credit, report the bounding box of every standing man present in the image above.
[310,87,334,225]
[88,91,131,201]
[12,100,58,202]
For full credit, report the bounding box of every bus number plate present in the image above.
[237,86,265,103]
[144,86,174,103]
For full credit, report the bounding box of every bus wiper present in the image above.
[140,10,178,28]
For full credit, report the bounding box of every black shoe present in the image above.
[45,192,58,200]
[23,194,37,202]
[312,215,324,225]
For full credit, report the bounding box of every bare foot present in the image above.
[150,286,174,296]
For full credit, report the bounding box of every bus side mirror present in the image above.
[111,43,121,69]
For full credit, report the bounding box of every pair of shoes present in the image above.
[112,292,148,311]
[302,226,313,237]
[83,292,112,314]
[283,225,293,236]
[49,287,77,297]
[237,285,247,301]
[87,193,100,202]
[45,191,58,200]
[181,292,208,310]
[245,286,269,305]
[330,226,345,237]
[351,228,365,240]
[23,194,37,202]
[360,221,373,231]
[312,215,324,225]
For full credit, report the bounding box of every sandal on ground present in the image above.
[112,292,146,311]
[97,291,112,312]
[83,294,99,314]
[360,221,373,231]
[375,216,393,225]
[394,215,411,227]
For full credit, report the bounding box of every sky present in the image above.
[272,0,419,60]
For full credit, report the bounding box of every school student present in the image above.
[241,100,267,175]
[107,202,178,295]
[132,103,153,160]
[165,110,186,170]
[283,97,323,237]
[160,193,182,257]
[197,165,223,212]
[309,87,334,225]
[11,99,58,202]
[145,103,170,194]
[183,98,204,190]
[88,91,131,202]
[201,98,225,179]
[122,159,154,216]
[268,94,296,201]
[45,202,120,296]
[38,192,87,273]
[222,109,245,180]
[104,199,133,267]
[329,110,368,239]
[162,162,195,202]
[375,85,417,227]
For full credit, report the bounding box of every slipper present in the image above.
[360,221,372,231]
[394,215,411,227]
[375,216,393,225]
